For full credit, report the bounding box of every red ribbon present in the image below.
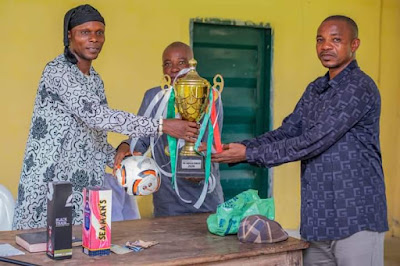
[211,90,222,153]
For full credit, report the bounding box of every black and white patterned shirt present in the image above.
[243,60,388,241]
[13,54,158,229]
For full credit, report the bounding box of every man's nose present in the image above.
[321,41,333,50]
[171,64,180,73]
[89,32,99,42]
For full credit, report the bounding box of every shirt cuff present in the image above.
[245,146,258,165]
[245,143,272,167]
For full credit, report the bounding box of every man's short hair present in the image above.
[323,15,358,39]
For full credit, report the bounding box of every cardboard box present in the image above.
[82,187,112,256]
[46,181,73,260]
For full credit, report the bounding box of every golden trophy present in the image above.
[172,58,223,179]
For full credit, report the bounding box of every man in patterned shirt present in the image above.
[210,15,388,266]
[13,5,198,230]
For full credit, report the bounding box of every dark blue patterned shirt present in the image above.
[243,60,388,241]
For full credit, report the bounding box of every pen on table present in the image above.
[0,256,39,266]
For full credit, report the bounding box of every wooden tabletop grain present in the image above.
[0,213,309,265]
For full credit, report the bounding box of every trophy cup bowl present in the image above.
[174,59,210,156]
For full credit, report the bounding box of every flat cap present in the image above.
[238,215,288,244]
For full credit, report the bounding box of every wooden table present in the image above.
[0,214,309,265]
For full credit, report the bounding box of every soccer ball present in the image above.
[115,156,161,196]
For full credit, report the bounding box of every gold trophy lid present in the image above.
[174,59,210,87]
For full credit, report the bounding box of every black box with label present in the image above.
[46,181,72,260]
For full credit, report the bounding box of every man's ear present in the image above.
[351,38,360,53]
[67,30,71,42]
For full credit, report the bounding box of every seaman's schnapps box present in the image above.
[46,181,73,260]
[82,187,112,256]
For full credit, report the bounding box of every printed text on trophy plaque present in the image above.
[181,159,202,169]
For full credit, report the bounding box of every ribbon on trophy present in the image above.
[166,84,192,203]
[191,89,214,208]
[129,66,223,208]
[209,75,224,153]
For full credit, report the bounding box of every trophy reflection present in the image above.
[168,58,223,179]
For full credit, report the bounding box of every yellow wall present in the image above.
[380,0,400,237]
[1,0,399,235]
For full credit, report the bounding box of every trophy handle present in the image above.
[212,74,224,96]
[161,74,172,90]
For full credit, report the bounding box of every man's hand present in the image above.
[211,143,247,164]
[113,143,142,176]
[197,142,207,152]
[163,119,199,143]
[113,143,131,176]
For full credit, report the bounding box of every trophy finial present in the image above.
[189,58,197,68]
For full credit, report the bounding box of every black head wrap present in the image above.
[63,4,105,64]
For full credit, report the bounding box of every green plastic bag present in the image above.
[207,189,275,236]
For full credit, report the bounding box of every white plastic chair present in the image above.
[0,184,15,231]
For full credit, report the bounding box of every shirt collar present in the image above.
[314,60,359,93]
[60,54,97,78]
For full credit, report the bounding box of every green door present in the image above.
[192,21,272,200]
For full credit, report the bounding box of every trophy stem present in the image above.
[180,142,199,156]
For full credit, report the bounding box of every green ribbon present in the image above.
[193,91,214,208]
[204,118,213,185]
[202,91,214,185]
[166,89,177,189]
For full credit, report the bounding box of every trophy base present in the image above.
[176,155,205,179]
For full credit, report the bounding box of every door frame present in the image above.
[190,18,275,198]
